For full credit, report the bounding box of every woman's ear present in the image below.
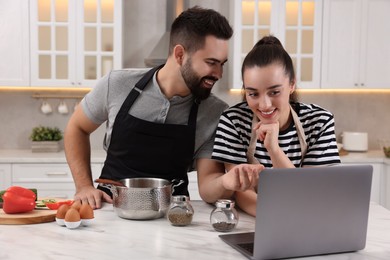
[173,45,185,65]
[290,79,296,94]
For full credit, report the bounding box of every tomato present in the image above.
[45,200,73,210]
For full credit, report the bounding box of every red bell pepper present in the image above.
[2,186,36,214]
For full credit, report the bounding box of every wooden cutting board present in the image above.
[0,209,57,225]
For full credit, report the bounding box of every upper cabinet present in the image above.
[230,0,323,89]
[0,0,30,86]
[321,0,390,89]
[29,0,123,87]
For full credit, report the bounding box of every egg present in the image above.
[79,204,94,219]
[55,204,70,226]
[64,208,81,229]
[79,204,94,226]
[71,200,82,211]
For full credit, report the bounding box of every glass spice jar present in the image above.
[167,195,194,226]
[210,199,239,232]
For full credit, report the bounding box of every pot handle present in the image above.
[101,184,118,198]
[171,179,185,194]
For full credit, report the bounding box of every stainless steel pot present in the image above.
[109,178,183,220]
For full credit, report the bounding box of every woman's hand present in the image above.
[222,163,264,191]
[254,121,280,155]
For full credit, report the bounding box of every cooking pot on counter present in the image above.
[342,132,368,152]
[101,178,184,220]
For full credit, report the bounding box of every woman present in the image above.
[212,36,341,216]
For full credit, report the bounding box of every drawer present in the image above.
[12,164,73,182]
[37,189,75,199]
[12,163,102,183]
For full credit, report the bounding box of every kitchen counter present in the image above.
[340,150,390,165]
[1,201,390,260]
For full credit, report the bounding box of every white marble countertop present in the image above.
[0,201,390,260]
[0,149,389,165]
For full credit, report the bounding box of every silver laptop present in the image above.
[219,165,373,260]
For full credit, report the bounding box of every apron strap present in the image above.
[246,105,308,166]
[120,64,164,114]
[247,116,260,165]
[290,105,308,164]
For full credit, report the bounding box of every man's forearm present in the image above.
[64,129,94,190]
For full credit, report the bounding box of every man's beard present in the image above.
[180,58,217,101]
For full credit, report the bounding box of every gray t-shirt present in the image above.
[82,68,228,168]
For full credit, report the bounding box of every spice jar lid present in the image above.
[171,195,189,202]
[215,199,235,208]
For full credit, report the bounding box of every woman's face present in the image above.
[243,63,295,130]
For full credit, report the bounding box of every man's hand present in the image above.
[74,185,113,209]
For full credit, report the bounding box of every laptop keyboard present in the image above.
[237,242,254,254]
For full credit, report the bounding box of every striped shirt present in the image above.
[212,102,341,167]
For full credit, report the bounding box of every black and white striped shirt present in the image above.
[212,102,341,167]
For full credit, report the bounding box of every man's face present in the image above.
[180,35,229,100]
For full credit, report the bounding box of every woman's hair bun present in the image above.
[254,35,282,48]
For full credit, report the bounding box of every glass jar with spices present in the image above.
[210,199,239,232]
[167,195,194,226]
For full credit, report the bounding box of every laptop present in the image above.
[219,165,373,260]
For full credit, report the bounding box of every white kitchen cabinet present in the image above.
[188,171,201,200]
[0,0,30,86]
[384,163,390,210]
[0,164,12,190]
[29,0,122,87]
[11,163,102,199]
[230,0,323,89]
[321,0,390,89]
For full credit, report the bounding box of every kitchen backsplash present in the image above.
[0,90,389,151]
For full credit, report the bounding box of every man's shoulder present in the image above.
[201,93,229,111]
[109,68,149,84]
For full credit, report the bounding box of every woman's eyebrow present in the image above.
[244,87,257,91]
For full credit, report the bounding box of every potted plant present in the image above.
[30,126,63,152]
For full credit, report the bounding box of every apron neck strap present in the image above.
[122,64,164,113]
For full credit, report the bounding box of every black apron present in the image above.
[99,65,198,196]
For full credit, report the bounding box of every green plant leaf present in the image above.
[30,126,63,141]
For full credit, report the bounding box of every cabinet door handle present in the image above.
[45,171,69,176]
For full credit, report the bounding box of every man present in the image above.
[65,6,262,209]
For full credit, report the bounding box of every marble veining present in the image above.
[1,201,390,259]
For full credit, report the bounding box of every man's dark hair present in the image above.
[169,6,233,55]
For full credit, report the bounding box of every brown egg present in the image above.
[79,204,94,219]
[56,204,70,219]
[71,200,82,211]
[65,208,81,222]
